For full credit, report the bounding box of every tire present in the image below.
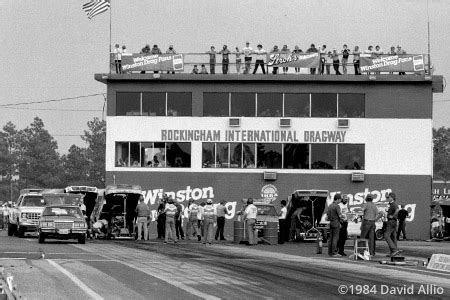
[7,222,15,236]
[18,226,25,238]
[376,229,384,240]
[38,233,45,244]
[78,235,86,244]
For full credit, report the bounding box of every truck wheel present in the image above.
[376,229,384,240]
[78,235,86,244]
[7,222,15,236]
[38,233,45,244]
[18,226,25,238]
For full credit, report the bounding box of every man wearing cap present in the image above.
[242,42,253,74]
[243,198,258,245]
[360,194,382,256]
[252,44,267,74]
[327,194,343,256]
[203,199,216,244]
[337,194,350,256]
[384,192,400,256]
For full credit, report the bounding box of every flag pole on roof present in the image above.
[82,0,112,60]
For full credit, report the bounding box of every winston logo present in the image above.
[143,186,214,205]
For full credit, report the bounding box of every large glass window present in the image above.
[216,143,229,168]
[283,144,309,169]
[130,142,140,167]
[142,142,166,167]
[230,143,242,168]
[115,142,129,166]
[202,143,215,167]
[284,94,310,117]
[203,93,229,116]
[338,144,365,170]
[243,143,256,168]
[142,92,165,116]
[167,92,192,116]
[311,144,336,169]
[338,94,365,118]
[166,142,191,167]
[116,92,140,116]
[257,144,282,169]
[231,93,255,117]
[257,93,282,117]
[311,94,337,118]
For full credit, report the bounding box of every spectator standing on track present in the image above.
[337,195,349,256]
[215,200,229,241]
[252,44,267,74]
[384,192,400,256]
[243,198,258,246]
[135,196,150,241]
[242,41,253,74]
[278,200,287,244]
[175,201,185,240]
[206,46,217,74]
[164,197,178,244]
[203,199,216,244]
[397,205,409,240]
[219,45,231,74]
[327,194,342,256]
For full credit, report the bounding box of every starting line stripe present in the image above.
[47,259,104,300]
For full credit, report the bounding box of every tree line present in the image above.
[0,117,105,202]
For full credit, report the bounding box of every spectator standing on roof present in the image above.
[373,45,384,74]
[385,192,400,257]
[327,194,342,256]
[140,44,151,74]
[278,200,287,244]
[397,205,409,240]
[203,199,215,244]
[341,44,350,74]
[388,46,396,75]
[332,49,341,75]
[242,42,253,74]
[280,45,290,74]
[270,45,280,74]
[353,46,361,75]
[396,45,407,75]
[363,45,374,74]
[215,200,229,241]
[292,45,302,74]
[151,44,162,74]
[113,43,122,74]
[337,195,349,256]
[135,196,150,241]
[252,44,267,74]
[166,44,177,74]
[164,197,178,244]
[319,45,327,75]
[243,198,258,246]
[306,44,319,74]
[235,47,242,74]
[219,45,231,74]
[206,46,216,74]
[325,51,332,75]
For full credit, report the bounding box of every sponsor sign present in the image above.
[267,52,320,68]
[360,54,424,73]
[427,254,450,272]
[110,53,184,72]
[261,184,278,202]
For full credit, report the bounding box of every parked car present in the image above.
[37,205,87,244]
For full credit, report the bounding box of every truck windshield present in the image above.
[22,196,45,207]
[256,205,277,216]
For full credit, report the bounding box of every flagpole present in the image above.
[109,0,112,73]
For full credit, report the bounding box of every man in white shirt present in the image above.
[337,195,349,256]
[242,41,253,74]
[278,200,287,244]
[243,198,258,245]
[113,43,122,74]
[252,44,267,74]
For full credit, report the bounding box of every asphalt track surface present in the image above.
[1,231,450,299]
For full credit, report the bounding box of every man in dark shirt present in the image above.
[397,205,409,240]
[384,192,400,256]
[327,194,342,256]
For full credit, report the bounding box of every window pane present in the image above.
[130,142,140,167]
[116,92,140,116]
[202,143,215,168]
[230,143,242,168]
[143,142,166,167]
[216,143,229,168]
[257,93,282,117]
[283,144,309,169]
[338,144,365,170]
[167,142,191,167]
[203,93,229,116]
[284,94,310,117]
[311,94,337,118]
[167,92,192,116]
[257,144,282,169]
[311,144,336,169]
[115,142,129,167]
[141,142,154,167]
[338,94,365,118]
[142,92,165,116]
[231,93,255,117]
[243,143,255,168]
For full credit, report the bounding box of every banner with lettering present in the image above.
[360,54,424,73]
[110,53,184,73]
[267,52,320,68]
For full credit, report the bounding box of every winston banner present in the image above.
[267,52,320,68]
[110,53,184,73]
[360,54,424,73]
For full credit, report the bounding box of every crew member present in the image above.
[397,205,409,240]
[203,199,216,244]
[186,199,201,241]
[278,200,287,244]
[360,194,382,256]
[157,196,167,239]
[164,197,178,243]
[135,196,150,241]
[337,194,349,256]
[215,200,229,241]
[327,194,342,256]
[243,198,258,246]
[384,192,400,257]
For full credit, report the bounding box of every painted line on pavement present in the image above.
[1,252,90,255]
[0,258,27,260]
[47,259,104,300]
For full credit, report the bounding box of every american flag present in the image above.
[82,0,110,19]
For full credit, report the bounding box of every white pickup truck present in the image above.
[8,189,48,237]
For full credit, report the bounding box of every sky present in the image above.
[1,0,449,154]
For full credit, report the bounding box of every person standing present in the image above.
[306,44,319,74]
[352,46,361,75]
[156,197,166,239]
[198,202,206,239]
[175,201,185,240]
[219,45,231,74]
[235,47,242,74]
[135,196,150,241]
[252,44,267,74]
[319,45,327,75]
[292,45,302,74]
[337,194,349,256]
[206,46,216,74]
[396,45,407,75]
[327,194,342,256]
[113,43,122,74]
[186,200,201,241]
[278,200,287,244]
[269,45,280,74]
[384,192,400,256]
[242,41,253,74]
[360,194,382,256]
[280,44,290,74]
[215,200,229,241]
[397,205,409,240]
[341,44,350,74]
[243,198,258,246]
[164,197,178,243]
[331,49,341,75]
[166,44,177,74]
[203,199,215,244]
